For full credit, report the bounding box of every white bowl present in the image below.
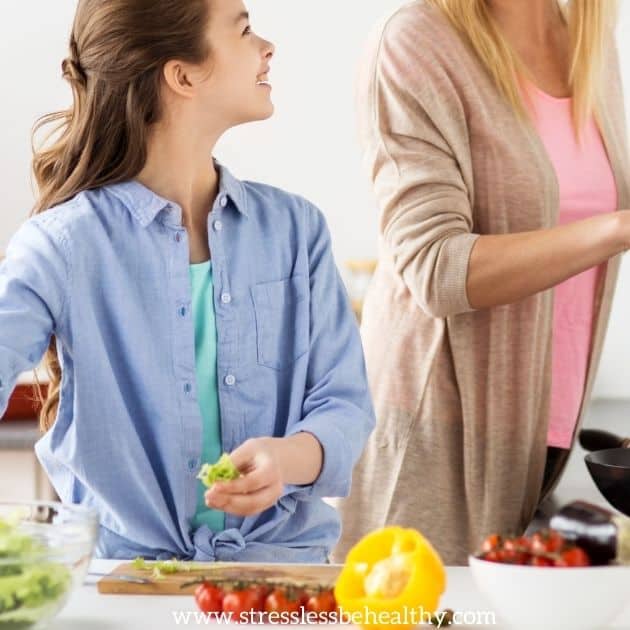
[469,554,630,629]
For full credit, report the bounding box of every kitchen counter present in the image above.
[46,559,630,629]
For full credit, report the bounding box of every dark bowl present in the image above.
[585,448,630,516]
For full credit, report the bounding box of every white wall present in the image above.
[576,3,630,398]
[0,1,629,397]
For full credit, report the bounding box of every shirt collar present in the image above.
[216,160,249,218]
[105,159,249,228]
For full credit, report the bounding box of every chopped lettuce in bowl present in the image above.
[0,503,97,628]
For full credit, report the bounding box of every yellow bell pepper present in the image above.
[334,526,446,630]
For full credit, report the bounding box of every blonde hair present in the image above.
[426,0,618,132]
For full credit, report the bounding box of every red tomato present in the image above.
[531,529,565,554]
[223,587,266,622]
[481,534,502,553]
[482,550,502,562]
[530,555,554,567]
[245,584,269,610]
[555,546,590,567]
[305,590,337,620]
[265,588,302,617]
[546,530,565,553]
[299,590,310,608]
[502,549,531,565]
[507,536,531,552]
[195,583,224,613]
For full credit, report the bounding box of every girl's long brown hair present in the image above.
[32,0,212,431]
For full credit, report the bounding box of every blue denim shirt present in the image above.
[0,163,375,562]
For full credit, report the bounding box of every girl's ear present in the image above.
[162,60,194,97]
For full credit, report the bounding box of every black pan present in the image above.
[581,431,630,517]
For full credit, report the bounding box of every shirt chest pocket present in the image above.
[251,276,309,370]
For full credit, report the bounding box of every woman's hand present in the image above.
[204,437,284,516]
[204,432,323,517]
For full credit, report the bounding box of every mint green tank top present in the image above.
[188,261,225,532]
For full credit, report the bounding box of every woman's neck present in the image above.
[488,0,570,97]
[488,0,564,47]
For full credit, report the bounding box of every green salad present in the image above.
[196,453,240,487]
[0,515,71,627]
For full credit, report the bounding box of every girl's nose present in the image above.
[263,39,275,60]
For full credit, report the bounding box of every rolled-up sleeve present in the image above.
[284,202,375,500]
[361,12,480,318]
[0,216,69,416]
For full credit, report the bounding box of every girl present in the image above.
[0,0,374,562]
[335,0,630,565]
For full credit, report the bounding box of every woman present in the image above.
[0,0,374,561]
[335,0,629,565]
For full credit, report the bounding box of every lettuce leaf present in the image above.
[196,453,240,487]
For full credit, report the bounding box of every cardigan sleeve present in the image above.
[359,7,480,318]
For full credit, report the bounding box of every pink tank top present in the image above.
[526,83,617,449]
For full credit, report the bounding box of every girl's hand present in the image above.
[204,437,284,516]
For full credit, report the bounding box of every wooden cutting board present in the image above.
[97,561,344,595]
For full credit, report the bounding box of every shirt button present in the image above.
[221,293,232,304]
[219,195,228,208]
[188,458,198,471]
[178,306,187,317]
[213,220,223,232]
[174,232,182,243]
[184,382,192,394]
[224,374,236,386]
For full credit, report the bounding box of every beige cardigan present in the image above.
[333,1,630,565]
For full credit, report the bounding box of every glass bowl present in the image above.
[0,501,98,629]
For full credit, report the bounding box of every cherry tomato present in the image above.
[531,529,565,554]
[481,533,502,553]
[547,530,566,552]
[530,555,554,567]
[529,531,546,554]
[555,546,590,567]
[223,587,265,622]
[502,548,531,565]
[298,590,310,609]
[506,536,531,552]
[195,583,224,613]
[482,550,502,562]
[305,590,337,621]
[246,584,269,610]
[265,588,302,618]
